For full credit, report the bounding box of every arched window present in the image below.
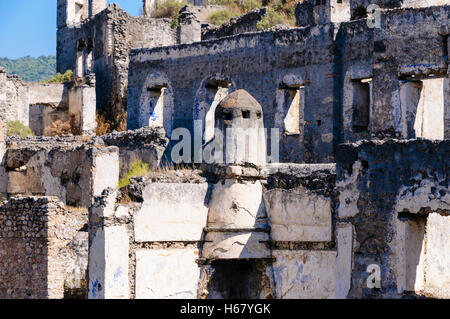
[76,39,86,78]
[193,77,232,144]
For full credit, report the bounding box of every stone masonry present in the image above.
[0,0,448,299]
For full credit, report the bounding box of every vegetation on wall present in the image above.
[6,120,34,138]
[118,160,151,189]
[207,0,297,29]
[0,55,56,82]
[43,70,74,84]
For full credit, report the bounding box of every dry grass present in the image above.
[96,113,110,136]
[96,110,127,136]
[44,120,73,136]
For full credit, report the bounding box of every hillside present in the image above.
[0,55,56,82]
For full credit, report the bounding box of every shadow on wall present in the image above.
[139,72,174,138]
[399,77,446,140]
[206,259,272,299]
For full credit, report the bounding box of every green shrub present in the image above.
[153,0,188,19]
[43,70,74,84]
[257,7,287,30]
[208,9,239,26]
[118,160,151,189]
[170,18,179,29]
[6,120,34,138]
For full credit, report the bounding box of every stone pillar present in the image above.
[81,75,97,135]
[295,0,350,27]
[0,115,5,162]
[68,75,97,135]
[88,190,130,299]
[201,166,271,260]
[177,5,201,45]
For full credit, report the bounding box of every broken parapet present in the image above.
[2,141,119,208]
[0,196,88,299]
[336,139,450,298]
[101,126,169,179]
[177,5,202,44]
[202,8,267,41]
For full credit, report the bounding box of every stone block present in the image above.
[272,250,336,299]
[134,183,209,242]
[135,248,200,299]
[264,186,332,242]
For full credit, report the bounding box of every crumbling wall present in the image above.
[336,139,450,298]
[0,196,88,299]
[1,139,119,207]
[0,67,92,136]
[101,126,169,179]
[28,82,69,135]
[88,170,209,299]
[68,78,97,135]
[295,0,350,27]
[57,4,177,122]
[128,5,449,164]
[0,70,30,126]
[263,163,339,299]
[349,0,449,19]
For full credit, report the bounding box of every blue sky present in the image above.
[0,0,142,59]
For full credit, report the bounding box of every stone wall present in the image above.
[0,196,88,299]
[101,126,169,179]
[0,70,31,126]
[67,77,97,135]
[128,5,449,164]
[0,139,119,208]
[86,139,450,299]
[349,0,449,18]
[88,171,208,299]
[0,67,96,136]
[336,139,450,298]
[57,4,177,121]
[128,25,336,163]
[88,164,344,299]
[0,127,168,204]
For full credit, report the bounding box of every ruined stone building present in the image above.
[0,0,449,299]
